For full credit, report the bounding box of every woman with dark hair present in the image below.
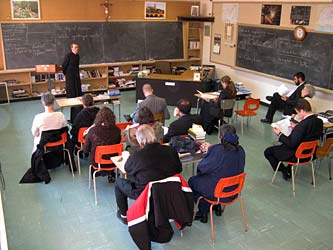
[83,107,121,167]
[125,107,163,153]
[188,124,245,223]
[200,75,237,134]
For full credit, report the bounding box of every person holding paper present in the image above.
[200,76,236,134]
[261,72,306,124]
[264,99,323,180]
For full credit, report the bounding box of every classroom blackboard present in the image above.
[1,22,184,69]
[236,25,333,90]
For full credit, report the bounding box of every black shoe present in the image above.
[281,167,291,181]
[44,177,51,184]
[108,173,116,183]
[260,118,272,124]
[194,212,208,223]
[117,210,127,225]
[266,96,273,102]
[123,114,132,122]
[213,205,224,216]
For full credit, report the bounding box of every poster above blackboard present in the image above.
[236,25,333,90]
[1,22,184,69]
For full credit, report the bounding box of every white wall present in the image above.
[200,0,333,112]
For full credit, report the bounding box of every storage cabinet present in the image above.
[184,21,202,60]
[0,59,201,102]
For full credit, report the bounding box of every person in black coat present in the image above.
[264,99,323,180]
[70,93,99,146]
[261,72,306,124]
[62,42,82,98]
[163,98,201,143]
[188,124,245,223]
[115,124,182,224]
[83,107,121,166]
[200,76,237,134]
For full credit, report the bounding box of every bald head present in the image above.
[143,84,153,97]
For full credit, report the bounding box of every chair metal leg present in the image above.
[311,162,316,188]
[218,119,221,139]
[241,117,244,136]
[93,170,100,205]
[88,165,92,189]
[209,204,215,244]
[239,198,248,232]
[192,196,202,222]
[328,156,332,180]
[64,149,74,178]
[76,148,82,176]
[292,165,296,197]
[272,161,282,184]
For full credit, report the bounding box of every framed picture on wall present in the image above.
[191,6,200,17]
[290,6,311,25]
[261,4,282,26]
[145,2,166,19]
[11,0,40,19]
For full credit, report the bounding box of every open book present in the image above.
[271,118,292,136]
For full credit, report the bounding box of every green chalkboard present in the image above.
[1,22,184,69]
[236,25,333,90]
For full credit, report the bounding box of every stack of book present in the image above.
[188,124,206,142]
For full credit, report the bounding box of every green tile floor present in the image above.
[0,90,332,250]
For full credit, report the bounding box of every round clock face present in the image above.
[294,26,306,41]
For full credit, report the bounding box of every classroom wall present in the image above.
[202,1,333,113]
[0,0,199,70]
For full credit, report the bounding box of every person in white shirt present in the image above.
[31,93,67,152]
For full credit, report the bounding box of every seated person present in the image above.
[125,84,170,123]
[31,92,67,153]
[125,107,163,153]
[188,124,245,223]
[70,93,100,147]
[114,124,182,224]
[261,72,306,124]
[302,84,316,113]
[83,107,121,168]
[200,76,236,134]
[163,98,201,143]
[264,99,323,180]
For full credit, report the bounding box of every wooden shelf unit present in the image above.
[184,21,203,60]
[0,59,201,102]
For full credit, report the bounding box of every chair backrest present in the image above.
[45,132,68,147]
[243,98,260,112]
[220,99,236,111]
[214,172,246,200]
[316,138,333,158]
[78,127,89,145]
[294,140,319,160]
[116,122,133,131]
[94,144,124,165]
[153,112,164,124]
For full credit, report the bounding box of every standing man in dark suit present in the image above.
[264,99,323,180]
[163,98,201,143]
[128,84,170,123]
[62,42,82,98]
[261,72,306,124]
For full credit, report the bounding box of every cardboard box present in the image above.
[35,64,62,73]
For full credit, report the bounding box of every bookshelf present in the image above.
[0,59,201,102]
[183,21,203,60]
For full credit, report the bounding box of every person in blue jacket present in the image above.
[189,124,245,223]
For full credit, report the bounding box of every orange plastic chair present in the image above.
[44,132,74,177]
[316,137,333,180]
[234,98,260,135]
[76,127,89,175]
[88,143,124,205]
[116,122,133,143]
[193,172,248,244]
[272,140,319,197]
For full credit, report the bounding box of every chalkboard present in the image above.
[236,25,333,90]
[1,22,184,69]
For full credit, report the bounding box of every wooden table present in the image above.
[111,150,206,178]
[56,95,121,120]
[194,89,252,113]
